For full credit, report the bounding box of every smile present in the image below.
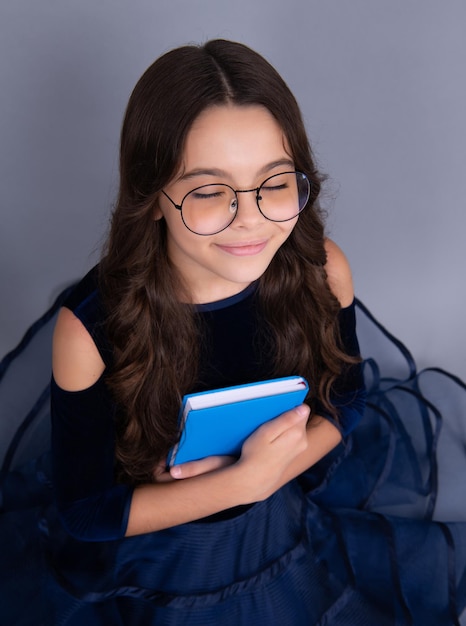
[215,241,268,257]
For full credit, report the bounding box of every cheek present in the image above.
[165,221,206,258]
[277,218,299,240]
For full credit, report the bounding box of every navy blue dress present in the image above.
[1,267,465,625]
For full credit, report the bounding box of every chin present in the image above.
[223,263,271,285]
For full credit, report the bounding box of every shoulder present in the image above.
[52,267,107,391]
[324,238,354,308]
[53,307,106,391]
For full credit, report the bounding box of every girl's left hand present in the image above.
[152,456,236,482]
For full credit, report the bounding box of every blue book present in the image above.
[168,376,309,466]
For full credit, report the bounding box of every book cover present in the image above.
[168,376,309,466]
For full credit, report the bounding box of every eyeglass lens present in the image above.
[181,171,310,235]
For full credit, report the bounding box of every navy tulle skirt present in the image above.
[1,292,465,625]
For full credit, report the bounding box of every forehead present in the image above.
[176,104,293,183]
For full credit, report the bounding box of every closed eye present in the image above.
[261,183,288,191]
[191,191,225,199]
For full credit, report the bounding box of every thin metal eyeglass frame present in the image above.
[161,170,310,236]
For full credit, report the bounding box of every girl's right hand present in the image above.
[237,404,310,502]
[153,405,310,501]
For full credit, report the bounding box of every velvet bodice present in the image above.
[51,266,365,541]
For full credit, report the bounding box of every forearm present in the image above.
[126,463,248,536]
[126,407,318,536]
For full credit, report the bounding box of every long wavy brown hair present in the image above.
[100,39,355,484]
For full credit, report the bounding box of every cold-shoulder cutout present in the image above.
[324,239,354,308]
[52,306,106,392]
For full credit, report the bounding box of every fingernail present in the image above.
[296,404,310,417]
[171,466,182,479]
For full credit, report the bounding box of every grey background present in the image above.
[1,0,465,379]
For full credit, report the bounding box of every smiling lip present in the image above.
[216,240,268,256]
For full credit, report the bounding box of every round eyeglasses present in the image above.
[161,171,311,236]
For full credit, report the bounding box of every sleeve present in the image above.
[51,375,133,542]
[316,300,367,436]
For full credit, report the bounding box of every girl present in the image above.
[50,39,365,622]
[5,39,463,625]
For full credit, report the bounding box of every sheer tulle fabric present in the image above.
[0,289,465,625]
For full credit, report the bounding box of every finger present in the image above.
[255,404,310,442]
[152,459,173,482]
[154,470,175,483]
[170,455,236,479]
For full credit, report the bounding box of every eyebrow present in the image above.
[178,158,296,182]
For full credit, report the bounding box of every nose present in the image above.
[231,189,264,228]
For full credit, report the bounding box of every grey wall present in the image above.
[1,0,465,379]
